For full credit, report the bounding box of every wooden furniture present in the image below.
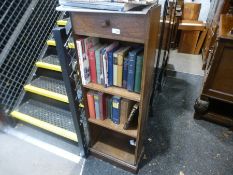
[182,2,201,20]
[202,0,230,69]
[61,4,161,172]
[178,20,205,54]
[194,14,233,127]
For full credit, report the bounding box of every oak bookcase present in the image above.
[63,4,161,172]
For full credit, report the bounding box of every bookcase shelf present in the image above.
[88,118,137,138]
[84,83,141,102]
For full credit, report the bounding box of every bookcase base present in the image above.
[90,148,139,174]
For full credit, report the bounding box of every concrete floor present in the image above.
[168,50,204,76]
[0,71,232,175]
[0,41,232,174]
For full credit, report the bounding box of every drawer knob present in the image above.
[101,20,110,27]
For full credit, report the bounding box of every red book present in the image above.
[88,45,100,83]
[99,92,107,120]
[87,91,96,119]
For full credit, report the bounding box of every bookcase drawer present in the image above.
[71,13,147,43]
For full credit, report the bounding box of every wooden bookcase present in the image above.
[65,4,161,172]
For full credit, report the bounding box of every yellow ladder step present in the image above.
[24,84,69,103]
[47,40,56,46]
[56,20,68,26]
[36,62,62,72]
[68,42,75,49]
[11,111,78,142]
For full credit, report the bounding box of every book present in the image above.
[127,46,144,91]
[102,42,119,87]
[88,45,101,83]
[59,1,142,12]
[107,47,120,87]
[122,57,128,88]
[113,47,125,86]
[84,37,99,61]
[106,96,112,119]
[100,47,105,85]
[112,96,121,124]
[99,92,107,120]
[134,52,143,93]
[117,47,130,87]
[95,45,107,84]
[87,91,96,119]
[123,103,139,130]
[94,93,100,120]
[76,37,90,85]
[120,99,135,124]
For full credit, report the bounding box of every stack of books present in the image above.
[76,36,144,93]
[87,91,136,125]
[59,0,157,12]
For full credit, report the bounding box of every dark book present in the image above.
[134,52,143,93]
[94,93,100,120]
[120,99,135,124]
[99,92,107,120]
[122,57,128,89]
[112,96,121,124]
[127,46,144,91]
[123,103,139,130]
[107,46,120,87]
[106,96,112,119]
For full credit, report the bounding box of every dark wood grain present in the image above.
[203,39,233,104]
[135,5,161,162]
[71,12,147,44]
[178,30,200,54]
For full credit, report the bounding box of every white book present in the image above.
[76,39,90,85]
[102,42,119,87]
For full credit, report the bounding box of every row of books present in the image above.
[76,37,144,93]
[87,90,138,127]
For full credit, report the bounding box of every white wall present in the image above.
[158,0,210,22]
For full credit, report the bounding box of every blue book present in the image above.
[122,57,128,89]
[112,96,121,124]
[94,93,100,120]
[107,47,119,87]
[127,46,144,91]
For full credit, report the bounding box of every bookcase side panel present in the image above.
[135,5,161,163]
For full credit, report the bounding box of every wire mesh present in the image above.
[0,0,32,53]
[0,0,61,112]
[18,99,76,132]
[30,76,67,96]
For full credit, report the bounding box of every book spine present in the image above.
[117,55,123,87]
[94,94,100,120]
[95,49,101,84]
[134,55,143,93]
[87,92,96,119]
[120,100,127,124]
[112,96,120,124]
[122,57,128,89]
[89,49,97,83]
[103,53,108,87]
[98,93,106,120]
[127,53,136,91]
[76,40,90,85]
[113,56,118,86]
[107,51,114,86]
[107,98,112,119]
[100,50,105,85]
[99,93,103,120]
